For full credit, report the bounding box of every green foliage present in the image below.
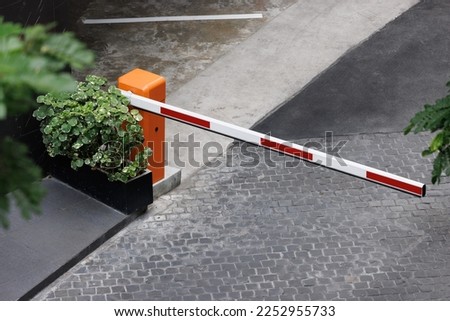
[0,17,95,118]
[34,75,152,183]
[0,17,94,228]
[0,139,46,228]
[404,81,450,184]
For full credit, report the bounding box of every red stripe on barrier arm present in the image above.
[366,171,423,196]
[260,138,313,161]
[161,107,211,129]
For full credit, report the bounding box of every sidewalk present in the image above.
[30,0,450,301]
[0,178,130,300]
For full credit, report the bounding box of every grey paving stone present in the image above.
[33,131,450,301]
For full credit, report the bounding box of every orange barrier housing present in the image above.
[118,69,166,183]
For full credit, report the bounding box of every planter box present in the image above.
[50,156,153,214]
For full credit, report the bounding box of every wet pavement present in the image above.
[73,0,296,93]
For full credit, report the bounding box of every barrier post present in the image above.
[118,69,166,183]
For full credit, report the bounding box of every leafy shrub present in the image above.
[0,17,94,228]
[404,80,450,184]
[34,75,152,183]
[0,138,44,228]
[0,18,94,119]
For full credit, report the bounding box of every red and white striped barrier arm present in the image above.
[121,90,426,197]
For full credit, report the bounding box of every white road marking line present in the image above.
[82,14,263,25]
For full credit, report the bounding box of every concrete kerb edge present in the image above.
[153,166,182,199]
[29,167,180,301]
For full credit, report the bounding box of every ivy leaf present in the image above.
[130,109,143,121]
[68,118,78,127]
[61,123,71,133]
[73,142,83,149]
[33,106,49,120]
[76,159,84,168]
[43,125,52,134]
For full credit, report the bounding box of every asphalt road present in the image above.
[253,0,450,139]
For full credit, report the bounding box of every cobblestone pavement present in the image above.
[35,132,450,301]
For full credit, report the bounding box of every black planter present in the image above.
[50,156,153,214]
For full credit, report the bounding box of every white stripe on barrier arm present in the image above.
[120,90,426,197]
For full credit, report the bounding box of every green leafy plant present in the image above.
[0,138,44,228]
[34,75,152,183]
[0,17,94,228]
[0,18,94,118]
[404,81,450,184]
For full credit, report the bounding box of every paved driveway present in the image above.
[35,132,450,300]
